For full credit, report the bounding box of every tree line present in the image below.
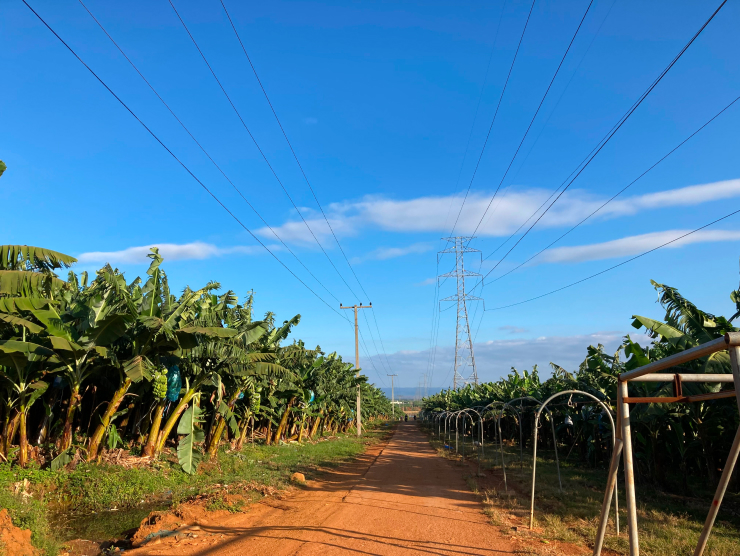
[422,279,740,493]
[0,244,392,473]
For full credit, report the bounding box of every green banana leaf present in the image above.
[177,404,204,475]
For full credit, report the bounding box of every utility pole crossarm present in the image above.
[340,303,373,436]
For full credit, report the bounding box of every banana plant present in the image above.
[0,339,57,466]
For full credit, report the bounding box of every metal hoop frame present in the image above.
[529,390,618,536]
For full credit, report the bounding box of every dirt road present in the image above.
[131,422,516,555]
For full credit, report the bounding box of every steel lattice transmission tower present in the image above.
[438,236,482,389]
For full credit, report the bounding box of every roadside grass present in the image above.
[0,421,394,554]
[427,430,740,556]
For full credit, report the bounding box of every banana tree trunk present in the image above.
[273,397,295,444]
[2,410,20,457]
[18,403,28,468]
[235,413,251,451]
[60,384,81,452]
[310,411,323,439]
[142,398,167,458]
[298,413,306,443]
[206,390,241,457]
[155,388,197,454]
[87,378,132,461]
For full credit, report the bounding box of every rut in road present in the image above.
[131,422,517,555]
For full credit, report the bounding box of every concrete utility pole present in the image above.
[340,302,372,436]
[387,374,397,418]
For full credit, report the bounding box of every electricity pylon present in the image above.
[438,237,482,389]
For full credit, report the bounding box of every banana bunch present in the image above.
[249,390,261,414]
[153,368,168,400]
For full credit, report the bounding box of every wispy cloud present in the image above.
[258,179,740,243]
[540,229,740,264]
[77,241,276,264]
[303,117,318,125]
[351,242,433,263]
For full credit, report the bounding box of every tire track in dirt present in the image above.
[130,422,517,555]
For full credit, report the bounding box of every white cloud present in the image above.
[258,179,740,243]
[351,242,433,263]
[414,277,437,287]
[540,229,740,264]
[77,241,274,264]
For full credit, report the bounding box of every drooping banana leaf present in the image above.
[0,297,51,314]
[0,270,66,297]
[177,404,204,474]
[0,313,44,334]
[0,245,76,271]
[217,401,239,437]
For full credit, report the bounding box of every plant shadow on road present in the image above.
[424,424,740,556]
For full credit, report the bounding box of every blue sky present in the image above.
[3,0,740,390]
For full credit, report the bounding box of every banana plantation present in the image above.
[422,279,740,494]
[0,245,392,474]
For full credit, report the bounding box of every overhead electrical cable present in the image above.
[449,0,537,237]
[485,208,740,311]
[427,1,507,388]
[360,309,390,375]
[489,93,740,284]
[504,0,617,191]
[217,0,397,376]
[475,0,728,286]
[77,0,351,309]
[440,0,507,234]
[167,0,363,302]
[469,0,595,238]
[21,0,350,323]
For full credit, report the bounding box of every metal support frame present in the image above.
[593,332,740,556]
[529,390,618,534]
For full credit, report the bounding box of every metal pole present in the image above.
[693,424,740,556]
[529,411,540,529]
[550,414,562,493]
[593,440,624,556]
[620,381,639,555]
[498,413,507,492]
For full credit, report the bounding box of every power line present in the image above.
[217,0,398,373]
[440,0,508,235]
[476,0,728,285]
[21,0,349,323]
[469,0,596,237]
[485,207,740,311]
[76,0,351,310]
[167,0,363,302]
[489,93,740,285]
[449,0,537,237]
[428,1,507,388]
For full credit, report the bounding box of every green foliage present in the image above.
[423,278,740,496]
[177,404,205,474]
